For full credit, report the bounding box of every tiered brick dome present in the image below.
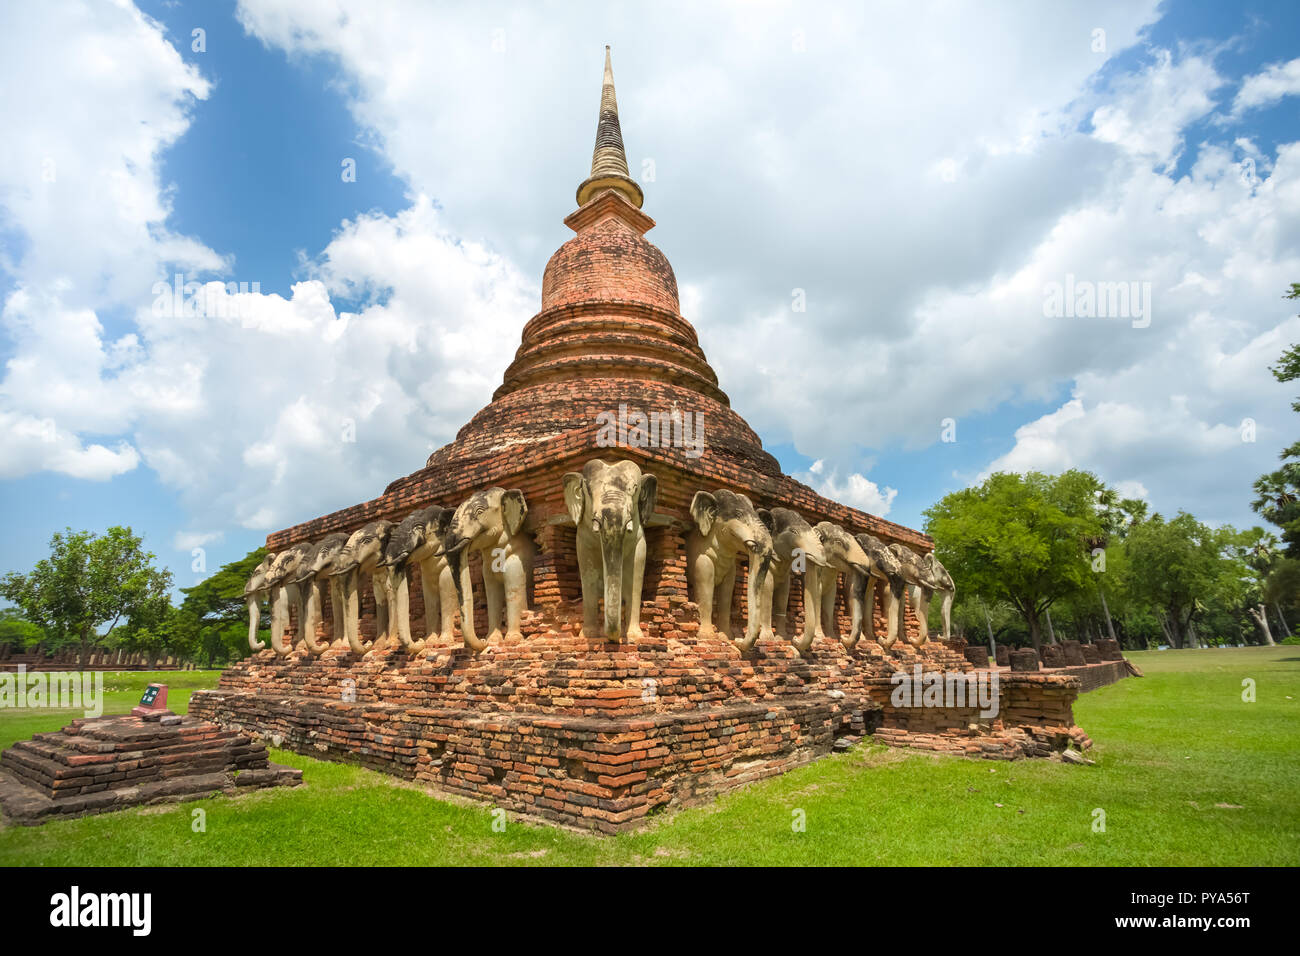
[418,47,779,478]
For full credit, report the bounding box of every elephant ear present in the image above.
[756,508,773,533]
[690,491,718,536]
[637,473,658,526]
[503,490,528,536]
[562,472,588,525]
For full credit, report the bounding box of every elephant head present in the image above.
[688,489,775,651]
[757,507,829,653]
[288,532,348,654]
[289,533,349,587]
[854,533,904,648]
[383,506,452,571]
[445,487,531,651]
[563,459,658,641]
[922,552,954,592]
[813,522,872,577]
[244,552,277,651]
[331,521,394,579]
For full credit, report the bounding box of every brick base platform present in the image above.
[189,605,1113,832]
[0,713,301,825]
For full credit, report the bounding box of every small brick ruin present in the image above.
[0,714,301,825]
[188,51,1131,833]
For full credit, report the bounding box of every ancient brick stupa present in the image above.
[191,49,1102,831]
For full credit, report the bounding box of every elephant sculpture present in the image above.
[243,552,277,651]
[922,552,956,640]
[330,520,395,655]
[381,505,459,653]
[445,487,533,652]
[687,489,774,652]
[287,532,349,655]
[811,522,880,649]
[889,542,938,646]
[563,459,658,642]
[757,507,829,654]
[265,542,315,656]
[854,533,905,648]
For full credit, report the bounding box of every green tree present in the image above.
[1250,283,1300,556]
[0,607,44,653]
[1125,513,1247,648]
[179,548,268,668]
[923,470,1109,651]
[0,527,173,667]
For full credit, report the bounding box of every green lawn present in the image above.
[0,648,1296,866]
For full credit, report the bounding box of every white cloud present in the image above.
[798,460,897,517]
[2,0,1298,550]
[1232,56,1300,116]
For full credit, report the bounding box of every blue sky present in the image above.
[1,0,1299,595]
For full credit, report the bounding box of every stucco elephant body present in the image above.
[812,522,879,649]
[265,542,315,656]
[288,533,348,655]
[922,552,955,640]
[757,507,829,654]
[687,489,774,652]
[889,543,937,646]
[564,459,658,642]
[382,506,459,653]
[854,533,905,648]
[243,552,277,651]
[446,487,532,652]
[331,520,395,655]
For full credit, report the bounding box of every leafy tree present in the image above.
[1250,283,1300,556]
[923,470,1109,651]
[0,527,173,667]
[1125,514,1248,648]
[179,548,268,668]
[0,607,44,653]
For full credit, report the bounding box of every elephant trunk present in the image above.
[601,530,626,641]
[247,595,265,651]
[446,543,487,653]
[737,549,773,653]
[300,582,328,656]
[270,587,292,657]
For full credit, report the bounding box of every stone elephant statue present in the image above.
[243,552,277,652]
[445,487,533,652]
[757,507,829,654]
[563,459,658,642]
[287,532,349,655]
[811,522,882,649]
[330,520,395,655]
[687,489,774,652]
[854,533,905,649]
[381,505,459,654]
[922,551,955,640]
[889,542,940,646]
[265,542,315,657]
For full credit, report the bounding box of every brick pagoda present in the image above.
[191,48,1105,832]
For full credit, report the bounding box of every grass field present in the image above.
[0,647,1296,866]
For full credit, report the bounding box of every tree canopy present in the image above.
[0,527,173,666]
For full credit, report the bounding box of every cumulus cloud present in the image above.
[1232,57,1300,116]
[798,460,898,517]
[2,0,1298,548]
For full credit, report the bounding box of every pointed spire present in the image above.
[576,46,645,209]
